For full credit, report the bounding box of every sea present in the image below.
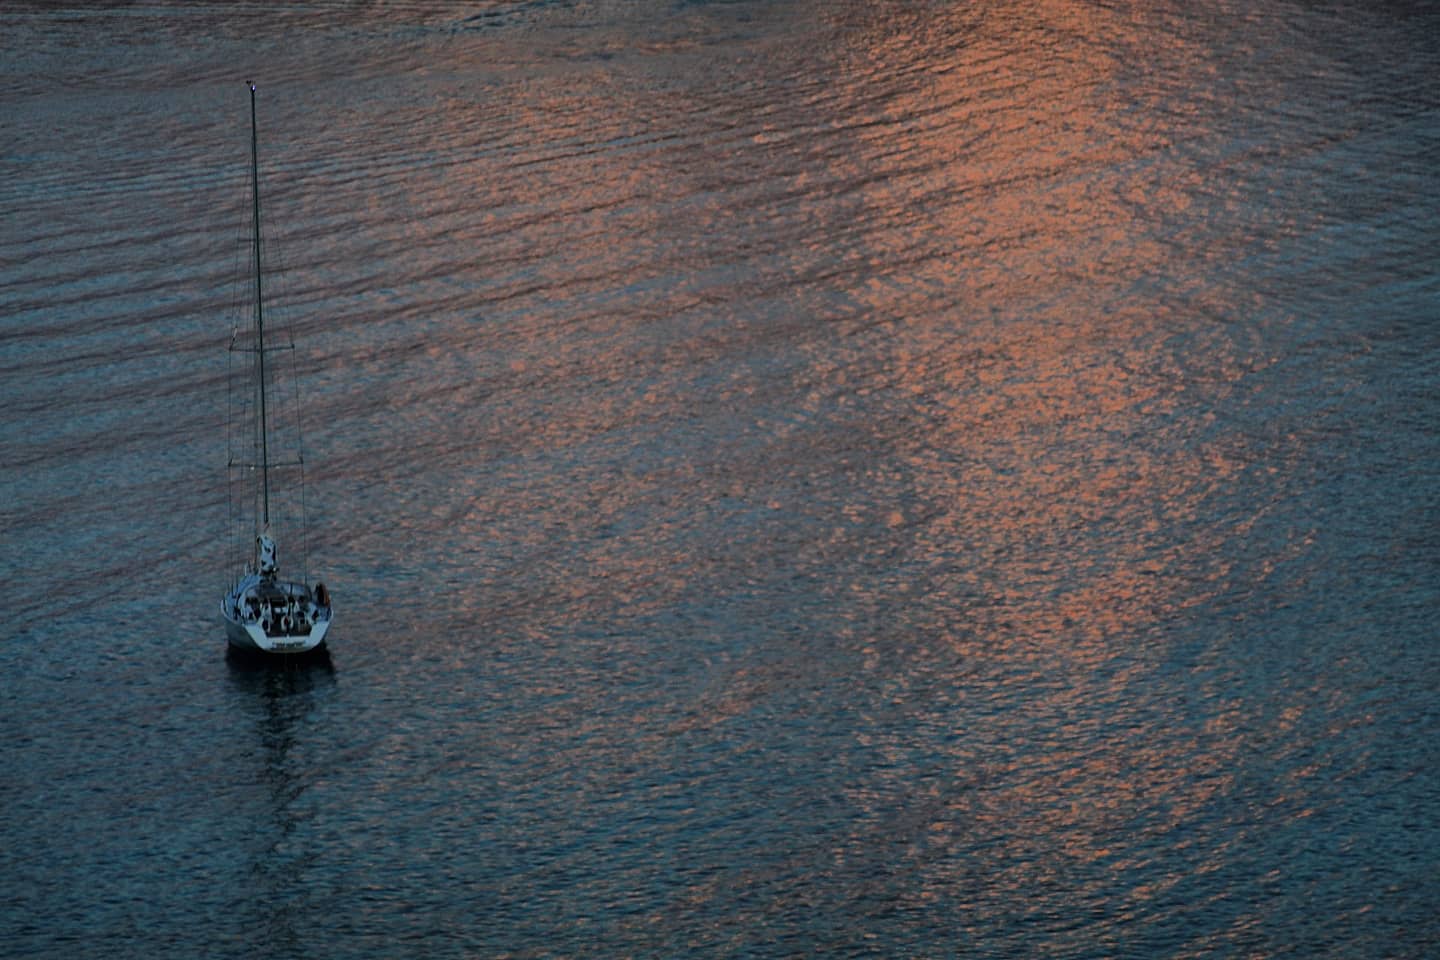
[2,1,1438,957]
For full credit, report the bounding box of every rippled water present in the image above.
[3,1,1439,956]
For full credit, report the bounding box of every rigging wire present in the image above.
[225,155,251,586]
[223,100,317,590]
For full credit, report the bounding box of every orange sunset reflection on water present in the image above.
[790,2,1256,640]
[389,7,1292,899]
[754,0,1300,927]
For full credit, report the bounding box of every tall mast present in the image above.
[248,81,271,528]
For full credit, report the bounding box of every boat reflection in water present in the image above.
[224,647,337,950]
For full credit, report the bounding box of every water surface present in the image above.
[3,1,1438,956]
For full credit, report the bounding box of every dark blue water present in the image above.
[3,1,1439,956]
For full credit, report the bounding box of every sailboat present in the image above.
[220,82,333,655]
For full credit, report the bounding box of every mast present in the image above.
[248,81,271,528]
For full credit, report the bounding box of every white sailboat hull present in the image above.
[222,612,330,654]
[221,573,332,655]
